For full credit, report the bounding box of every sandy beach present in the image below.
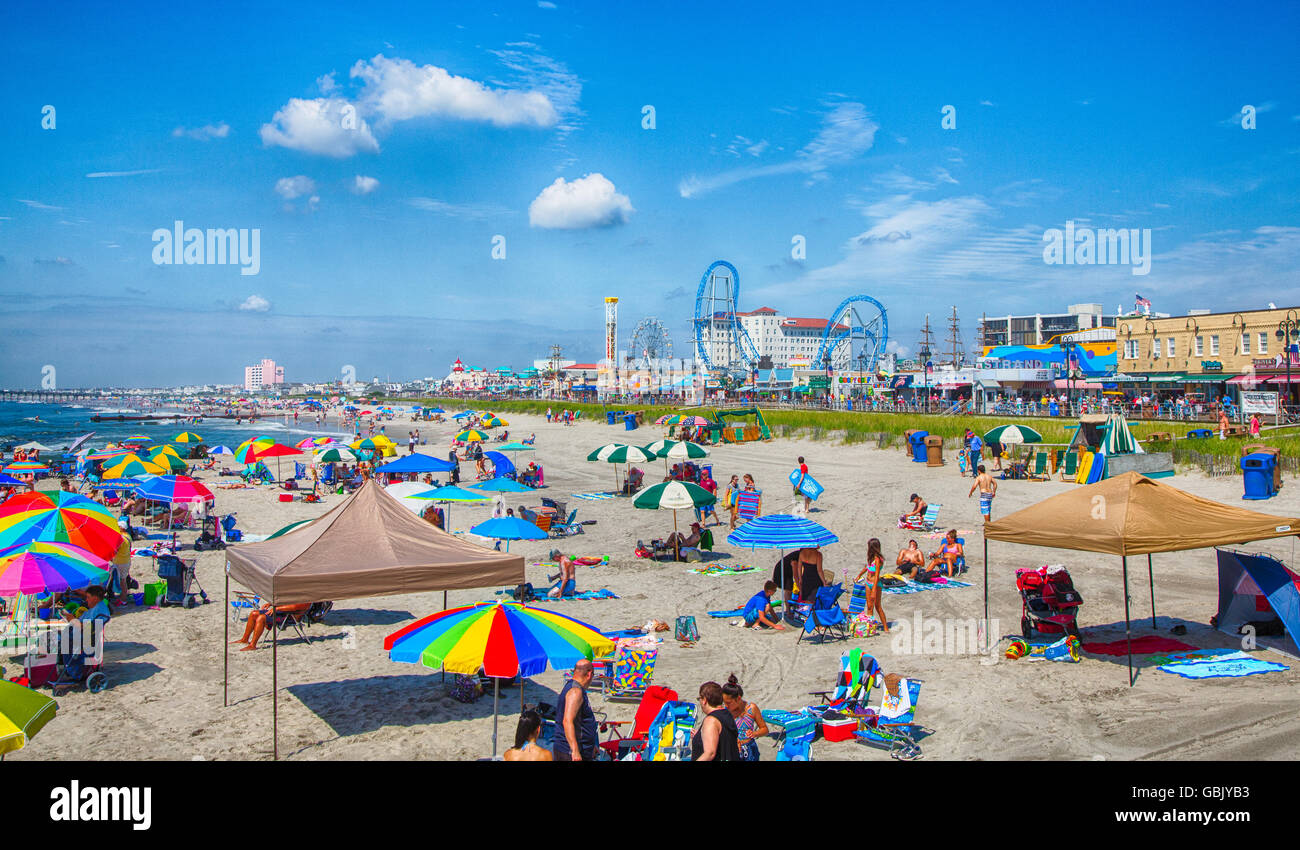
[12,410,1300,761]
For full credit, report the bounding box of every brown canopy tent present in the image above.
[982,471,1300,684]
[223,479,523,757]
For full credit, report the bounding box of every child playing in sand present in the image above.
[742,581,785,631]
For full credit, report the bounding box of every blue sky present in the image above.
[3,0,1299,387]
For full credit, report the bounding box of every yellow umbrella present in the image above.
[102,455,167,478]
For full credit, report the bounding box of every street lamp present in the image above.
[1275,310,1300,416]
[918,344,932,412]
[823,354,833,407]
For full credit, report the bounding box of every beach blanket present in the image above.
[494,588,619,602]
[883,578,973,595]
[1143,647,1238,666]
[687,565,756,577]
[603,628,647,639]
[926,528,974,539]
[1157,651,1289,679]
[1081,636,1196,656]
[571,492,617,501]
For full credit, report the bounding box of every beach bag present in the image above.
[450,674,482,703]
[512,583,536,602]
[675,615,699,643]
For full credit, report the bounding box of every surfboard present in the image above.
[789,469,824,501]
[1086,450,1107,484]
[1075,451,1094,485]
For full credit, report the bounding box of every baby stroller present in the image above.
[193,514,226,551]
[157,554,210,609]
[1016,565,1082,638]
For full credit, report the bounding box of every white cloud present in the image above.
[275,175,317,200]
[538,1,557,7]
[316,73,338,94]
[351,54,558,128]
[352,175,380,194]
[172,123,230,141]
[528,173,633,229]
[872,166,958,193]
[238,295,271,312]
[17,199,63,211]
[680,102,878,198]
[409,197,511,219]
[260,97,380,157]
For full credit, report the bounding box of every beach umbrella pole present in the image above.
[223,573,228,707]
[983,538,989,654]
[1147,553,1156,629]
[1122,556,1133,687]
[492,676,500,758]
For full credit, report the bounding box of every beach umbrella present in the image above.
[408,485,490,531]
[455,429,489,443]
[134,475,214,505]
[102,455,167,479]
[208,445,234,457]
[0,679,58,756]
[385,481,440,514]
[122,435,153,444]
[481,416,508,428]
[249,442,302,480]
[644,439,709,474]
[149,445,183,460]
[632,480,717,551]
[85,448,131,461]
[385,601,614,756]
[726,514,839,611]
[173,432,203,443]
[469,516,547,551]
[661,414,711,427]
[588,443,655,493]
[267,519,313,539]
[3,462,47,474]
[497,442,535,453]
[452,411,474,420]
[470,477,534,494]
[0,540,111,596]
[147,449,188,473]
[0,474,23,487]
[314,447,358,464]
[0,492,121,560]
[233,437,276,465]
[14,441,54,453]
[983,424,1043,445]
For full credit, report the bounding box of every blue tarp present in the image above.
[375,454,456,473]
[1216,548,1300,653]
[484,451,515,477]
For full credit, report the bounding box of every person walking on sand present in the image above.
[969,464,997,523]
[853,537,889,633]
[725,474,740,529]
[793,456,812,513]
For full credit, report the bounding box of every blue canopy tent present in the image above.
[375,454,456,474]
[1216,549,1300,657]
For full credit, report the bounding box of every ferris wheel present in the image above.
[630,317,673,368]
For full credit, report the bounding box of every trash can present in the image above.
[1242,445,1282,493]
[606,411,617,425]
[624,414,638,432]
[925,435,944,467]
[1242,453,1276,500]
[909,430,929,463]
[1048,401,1060,417]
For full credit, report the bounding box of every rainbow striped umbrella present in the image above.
[102,455,167,479]
[385,602,614,756]
[0,679,58,756]
[3,462,47,474]
[173,432,203,443]
[0,540,111,596]
[234,436,278,465]
[296,436,334,450]
[0,492,122,559]
[134,475,214,505]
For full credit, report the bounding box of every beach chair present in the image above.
[798,583,848,644]
[1028,451,1050,481]
[807,647,881,713]
[854,676,924,760]
[919,503,941,531]
[763,709,817,761]
[735,490,762,523]
[549,510,582,537]
[847,583,869,618]
[595,684,678,759]
[590,644,657,703]
[1058,452,1078,481]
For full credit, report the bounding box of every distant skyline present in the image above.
[3,0,1300,388]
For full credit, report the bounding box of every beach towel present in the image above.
[572,492,617,501]
[709,608,746,618]
[686,565,756,577]
[494,588,619,602]
[882,578,973,595]
[1081,636,1196,656]
[1143,647,1238,667]
[1157,652,1289,679]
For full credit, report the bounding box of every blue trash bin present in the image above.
[909,430,929,463]
[1242,453,1276,500]
[606,411,616,425]
[624,414,638,431]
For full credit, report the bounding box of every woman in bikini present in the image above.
[854,537,889,632]
[503,710,552,761]
[926,529,964,577]
[722,674,769,762]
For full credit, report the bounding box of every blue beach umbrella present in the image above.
[470,477,533,494]
[727,515,839,613]
[469,516,548,551]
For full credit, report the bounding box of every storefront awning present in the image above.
[1227,374,1269,385]
[1053,379,1102,389]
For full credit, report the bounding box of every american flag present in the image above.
[1135,294,1152,308]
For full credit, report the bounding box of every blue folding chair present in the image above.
[763,709,816,761]
[855,678,924,760]
[798,583,848,644]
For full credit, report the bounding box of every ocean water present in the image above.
[0,402,350,453]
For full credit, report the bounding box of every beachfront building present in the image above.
[1113,305,1300,411]
[243,358,284,391]
[736,307,847,368]
[978,303,1116,347]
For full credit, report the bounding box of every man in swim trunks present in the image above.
[895,539,925,576]
[968,464,997,523]
[901,493,926,525]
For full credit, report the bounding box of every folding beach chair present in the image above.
[798,583,848,644]
[807,647,881,714]
[919,503,941,531]
[735,490,762,523]
[847,583,868,617]
[643,699,695,761]
[1028,452,1050,481]
[854,676,924,760]
[762,709,817,761]
[595,684,677,760]
[1058,452,1079,481]
[549,510,582,537]
[589,644,657,703]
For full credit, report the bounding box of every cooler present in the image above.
[821,717,859,742]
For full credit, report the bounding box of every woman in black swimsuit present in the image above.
[797,546,827,602]
[691,681,741,761]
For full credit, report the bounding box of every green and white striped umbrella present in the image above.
[643,439,710,460]
[633,480,717,541]
[587,443,655,494]
[314,447,358,464]
[983,424,1043,445]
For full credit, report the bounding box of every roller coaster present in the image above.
[813,295,889,373]
[692,260,759,375]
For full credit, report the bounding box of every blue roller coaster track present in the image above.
[692,260,760,374]
[813,295,889,373]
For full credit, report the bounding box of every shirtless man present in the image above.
[968,464,997,523]
[895,539,925,576]
[901,493,926,524]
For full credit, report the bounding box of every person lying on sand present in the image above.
[896,540,925,575]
